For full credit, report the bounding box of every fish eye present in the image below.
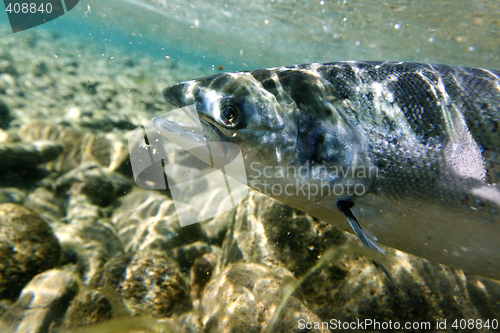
[218,97,241,127]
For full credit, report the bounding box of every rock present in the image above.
[0,60,16,75]
[0,140,63,168]
[56,162,131,208]
[218,190,500,328]
[25,187,66,224]
[121,250,192,317]
[219,190,346,276]
[0,73,17,89]
[467,276,500,320]
[63,286,129,329]
[63,253,134,328]
[18,121,114,173]
[200,263,328,333]
[64,316,180,333]
[199,208,235,246]
[47,163,128,281]
[63,250,192,329]
[0,100,12,129]
[79,110,135,132]
[190,252,218,300]
[0,204,61,300]
[51,161,131,277]
[0,128,9,142]
[0,300,13,318]
[167,241,212,271]
[89,253,135,290]
[0,140,63,187]
[0,188,25,205]
[0,269,79,333]
[112,189,206,253]
[175,311,203,333]
[52,220,124,282]
[307,249,476,326]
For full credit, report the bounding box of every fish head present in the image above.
[160,71,298,168]
[157,67,371,205]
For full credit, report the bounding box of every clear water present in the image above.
[3,0,499,72]
[0,0,499,331]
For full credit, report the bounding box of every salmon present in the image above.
[155,61,500,283]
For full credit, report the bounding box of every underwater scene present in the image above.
[0,0,500,332]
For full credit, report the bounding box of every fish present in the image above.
[154,61,500,283]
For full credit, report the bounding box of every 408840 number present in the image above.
[452,319,498,330]
[5,2,53,14]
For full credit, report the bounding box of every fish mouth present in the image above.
[156,83,236,161]
[153,114,206,148]
[159,82,211,153]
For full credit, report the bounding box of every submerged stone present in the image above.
[0,140,63,168]
[200,263,328,333]
[190,252,218,300]
[0,203,61,300]
[18,121,116,173]
[121,250,192,318]
[25,187,66,224]
[112,189,206,253]
[55,162,131,208]
[63,250,192,329]
[0,269,79,333]
[52,220,124,283]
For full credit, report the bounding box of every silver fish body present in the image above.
[156,61,500,280]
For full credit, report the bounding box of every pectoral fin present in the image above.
[337,200,399,290]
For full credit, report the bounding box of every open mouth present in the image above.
[152,104,245,187]
[153,110,206,149]
[155,101,235,170]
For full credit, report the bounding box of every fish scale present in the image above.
[156,61,500,283]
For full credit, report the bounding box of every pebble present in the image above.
[199,208,235,245]
[0,100,12,129]
[18,121,116,173]
[55,162,131,208]
[0,188,25,205]
[52,220,124,282]
[112,189,206,253]
[200,263,328,333]
[121,250,192,317]
[0,60,16,75]
[219,190,346,276]
[0,269,79,333]
[0,140,63,168]
[63,250,192,329]
[0,140,64,187]
[63,253,133,328]
[190,252,218,299]
[25,187,66,224]
[166,241,212,271]
[50,163,129,282]
[63,285,129,329]
[0,203,61,300]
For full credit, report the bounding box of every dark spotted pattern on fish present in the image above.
[158,61,500,281]
[251,62,500,184]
